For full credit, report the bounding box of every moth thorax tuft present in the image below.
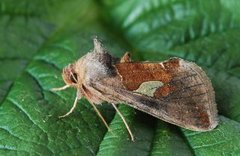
[93,38,105,54]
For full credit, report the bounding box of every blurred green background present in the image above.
[0,0,240,155]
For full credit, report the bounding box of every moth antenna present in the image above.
[51,85,70,91]
[111,103,135,142]
[59,94,78,118]
[88,101,111,132]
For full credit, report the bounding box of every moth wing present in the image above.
[91,58,218,131]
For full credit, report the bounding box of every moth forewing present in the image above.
[112,58,218,131]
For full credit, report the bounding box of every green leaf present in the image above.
[101,0,240,51]
[0,0,95,102]
[1,0,240,155]
[182,116,240,155]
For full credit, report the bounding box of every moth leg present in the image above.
[59,94,78,118]
[88,101,111,132]
[51,85,70,91]
[111,103,134,142]
[81,85,112,132]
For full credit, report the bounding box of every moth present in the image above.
[52,38,218,141]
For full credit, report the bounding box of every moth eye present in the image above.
[70,73,78,83]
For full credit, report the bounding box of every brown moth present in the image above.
[52,38,218,141]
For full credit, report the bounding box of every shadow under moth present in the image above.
[52,38,218,141]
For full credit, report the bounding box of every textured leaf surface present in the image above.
[1,0,240,155]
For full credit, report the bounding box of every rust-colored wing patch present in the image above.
[154,84,176,98]
[115,58,180,92]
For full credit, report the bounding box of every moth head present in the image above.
[62,64,79,87]
[61,38,115,88]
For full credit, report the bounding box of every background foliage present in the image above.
[0,0,240,155]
